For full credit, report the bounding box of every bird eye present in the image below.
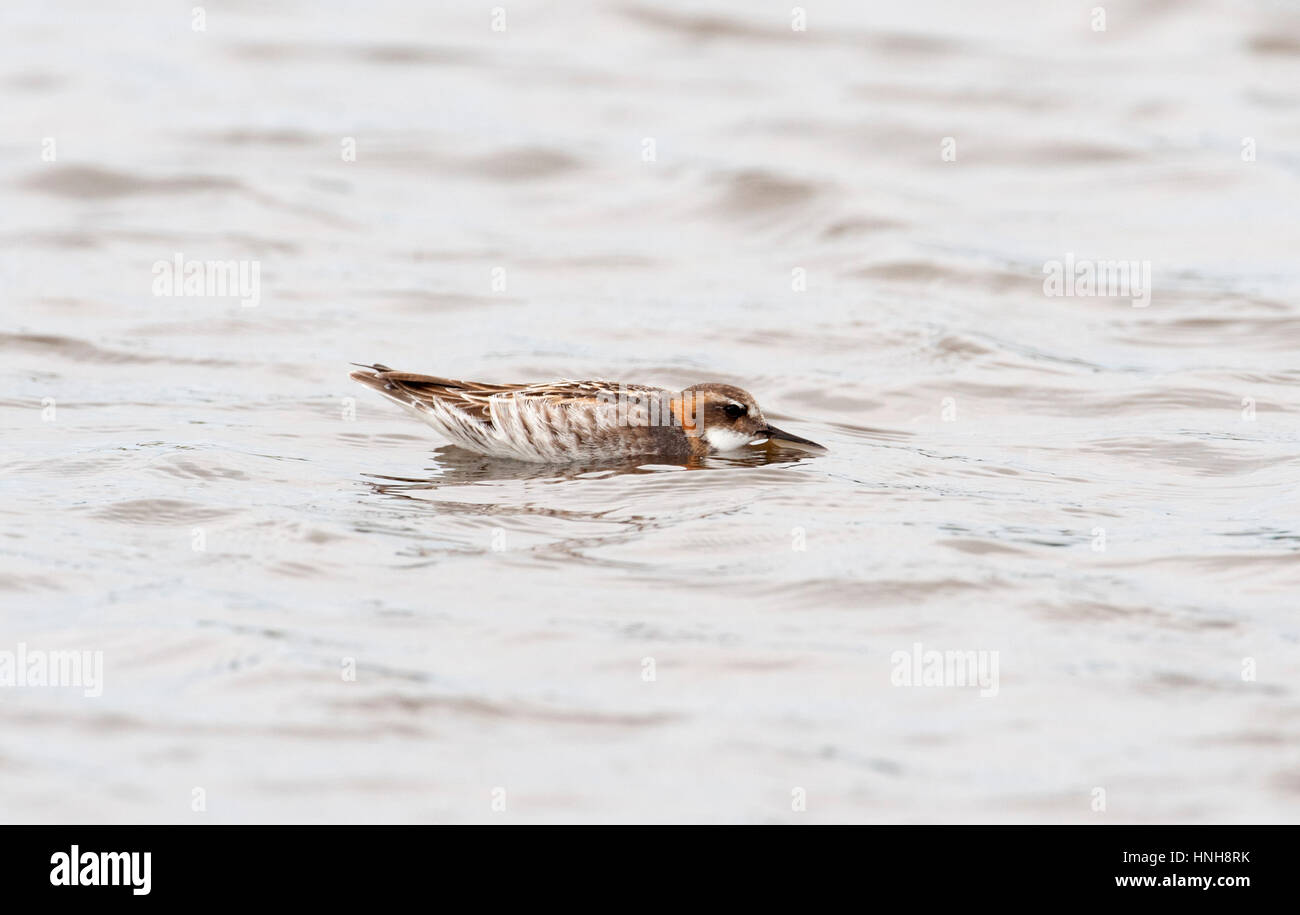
[723,403,747,419]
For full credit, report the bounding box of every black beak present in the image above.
[756,424,826,452]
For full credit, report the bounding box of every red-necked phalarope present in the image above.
[350,363,825,462]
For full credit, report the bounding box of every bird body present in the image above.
[350,364,823,463]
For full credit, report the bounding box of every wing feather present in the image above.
[350,365,672,461]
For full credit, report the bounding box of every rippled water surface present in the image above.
[3,0,1300,822]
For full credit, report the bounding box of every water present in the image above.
[2,0,1299,823]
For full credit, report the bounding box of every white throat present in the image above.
[703,426,753,453]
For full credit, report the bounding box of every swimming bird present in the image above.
[350,363,824,463]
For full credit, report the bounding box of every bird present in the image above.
[349,363,825,463]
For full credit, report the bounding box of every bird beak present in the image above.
[757,424,826,452]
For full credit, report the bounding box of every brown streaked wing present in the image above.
[352,366,664,427]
